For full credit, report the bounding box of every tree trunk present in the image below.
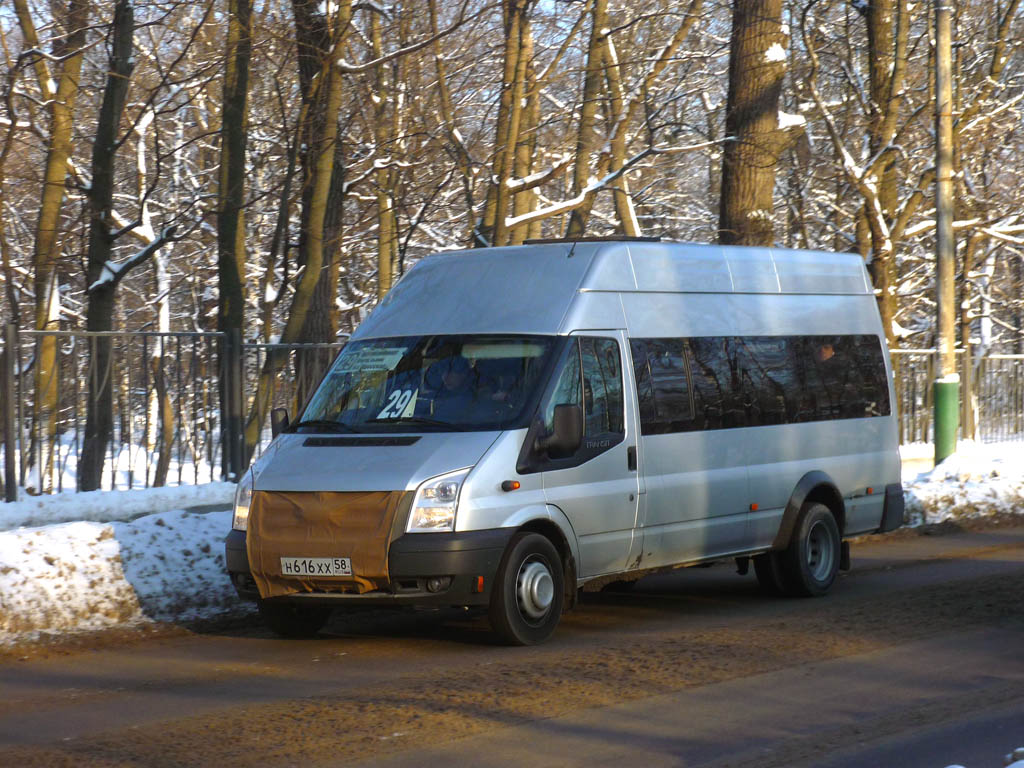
[293,0,348,409]
[244,0,352,462]
[15,0,89,491]
[509,25,538,245]
[217,0,252,480]
[862,0,908,347]
[565,0,608,238]
[81,0,135,492]
[372,8,398,299]
[478,0,532,247]
[429,0,476,245]
[718,0,786,246]
[217,0,252,336]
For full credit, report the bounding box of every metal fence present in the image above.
[0,326,343,498]
[891,349,1024,444]
[242,341,347,461]
[3,328,1023,500]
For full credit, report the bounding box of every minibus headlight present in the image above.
[232,470,254,531]
[407,468,469,533]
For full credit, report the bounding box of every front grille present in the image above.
[302,436,421,447]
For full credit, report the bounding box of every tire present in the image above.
[781,502,841,597]
[752,551,790,595]
[257,599,333,638]
[489,532,564,646]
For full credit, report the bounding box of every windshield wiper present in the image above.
[287,419,360,434]
[366,416,466,431]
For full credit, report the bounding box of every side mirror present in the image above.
[538,403,583,458]
[271,407,290,437]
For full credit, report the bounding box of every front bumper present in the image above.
[225,527,513,607]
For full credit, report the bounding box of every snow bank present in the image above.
[946,747,1024,768]
[0,509,244,644]
[0,482,235,531]
[903,441,1024,526]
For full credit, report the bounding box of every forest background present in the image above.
[1,0,1023,491]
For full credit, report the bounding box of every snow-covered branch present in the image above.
[336,0,488,74]
[504,139,723,230]
[87,226,179,293]
[505,155,572,193]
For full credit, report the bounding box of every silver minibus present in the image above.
[226,239,903,644]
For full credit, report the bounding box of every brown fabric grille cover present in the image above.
[247,490,408,598]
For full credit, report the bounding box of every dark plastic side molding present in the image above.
[878,483,905,532]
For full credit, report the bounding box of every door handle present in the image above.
[627,445,637,471]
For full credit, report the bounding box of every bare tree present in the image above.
[718,0,791,246]
[14,0,89,491]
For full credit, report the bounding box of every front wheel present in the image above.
[489,532,564,646]
[782,502,841,597]
[257,599,333,638]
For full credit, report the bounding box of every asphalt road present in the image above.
[1,522,1022,768]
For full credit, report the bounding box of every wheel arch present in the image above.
[771,471,846,550]
[517,515,578,611]
[501,506,578,612]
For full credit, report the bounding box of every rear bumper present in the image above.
[225,527,513,607]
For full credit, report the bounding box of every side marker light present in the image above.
[501,480,521,492]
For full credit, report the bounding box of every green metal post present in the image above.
[933,378,959,464]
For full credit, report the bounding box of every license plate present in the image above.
[280,557,352,577]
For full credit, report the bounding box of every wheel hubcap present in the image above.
[806,520,836,581]
[516,559,554,621]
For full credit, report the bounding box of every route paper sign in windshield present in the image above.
[335,346,407,373]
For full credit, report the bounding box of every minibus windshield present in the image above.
[296,335,558,432]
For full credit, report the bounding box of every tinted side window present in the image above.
[581,337,625,438]
[523,337,625,472]
[735,337,793,426]
[630,338,696,434]
[629,339,658,429]
[542,341,581,437]
[779,336,891,421]
[852,335,891,416]
[688,337,748,429]
[631,334,891,434]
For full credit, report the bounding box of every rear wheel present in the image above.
[781,502,841,597]
[257,599,333,638]
[489,532,564,646]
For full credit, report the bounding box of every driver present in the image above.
[431,356,477,420]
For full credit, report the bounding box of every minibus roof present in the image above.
[352,241,873,340]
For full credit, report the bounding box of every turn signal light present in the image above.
[473,576,485,593]
[867,487,874,495]
[749,503,758,511]
[501,480,521,492]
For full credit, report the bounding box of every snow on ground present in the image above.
[902,441,1024,526]
[1,441,1023,645]
[947,747,1024,768]
[3,434,223,498]
[0,482,235,531]
[0,509,246,644]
